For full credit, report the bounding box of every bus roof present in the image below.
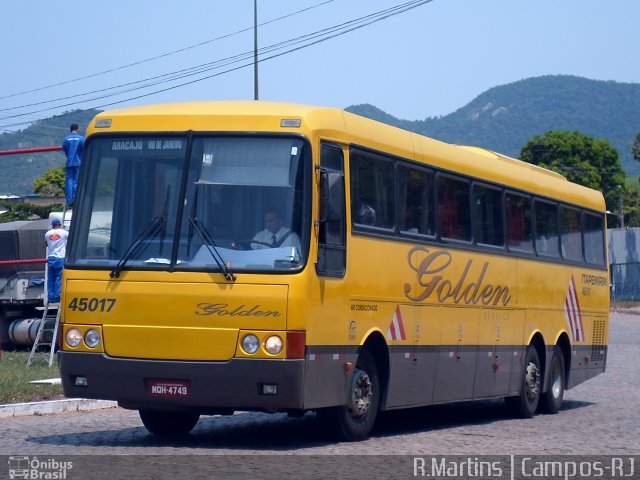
[87,101,605,212]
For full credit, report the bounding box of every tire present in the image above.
[319,349,380,441]
[539,345,566,414]
[505,345,541,418]
[139,409,200,436]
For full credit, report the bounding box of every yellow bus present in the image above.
[59,101,609,440]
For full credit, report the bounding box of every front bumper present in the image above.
[58,351,305,413]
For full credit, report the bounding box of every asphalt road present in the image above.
[1,310,638,479]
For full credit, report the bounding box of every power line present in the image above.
[0,0,434,130]
[0,0,335,103]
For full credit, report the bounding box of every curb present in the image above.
[0,398,117,418]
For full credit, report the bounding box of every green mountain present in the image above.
[347,75,640,177]
[0,109,100,196]
[1,75,638,195]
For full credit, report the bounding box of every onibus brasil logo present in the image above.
[8,456,72,479]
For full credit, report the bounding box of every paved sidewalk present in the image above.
[0,398,116,418]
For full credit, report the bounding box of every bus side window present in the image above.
[473,183,503,247]
[534,200,559,257]
[583,212,605,265]
[560,206,583,261]
[437,174,471,241]
[506,192,533,253]
[397,165,434,236]
[350,149,395,230]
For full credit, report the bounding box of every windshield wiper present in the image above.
[110,216,165,279]
[189,217,236,281]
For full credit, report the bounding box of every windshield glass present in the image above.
[67,135,310,274]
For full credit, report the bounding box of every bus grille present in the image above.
[590,319,607,362]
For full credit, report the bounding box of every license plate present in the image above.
[146,379,191,398]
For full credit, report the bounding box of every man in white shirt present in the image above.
[44,218,68,304]
[251,208,301,252]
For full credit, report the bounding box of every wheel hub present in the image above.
[551,362,562,398]
[525,361,540,400]
[349,369,372,417]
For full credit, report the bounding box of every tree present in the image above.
[520,130,629,226]
[633,132,640,162]
[33,166,65,197]
[0,201,63,223]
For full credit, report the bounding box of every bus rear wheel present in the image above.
[505,345,541,418]
[139,409,200,436]
[319,349,380,441]
[538,345,565,414]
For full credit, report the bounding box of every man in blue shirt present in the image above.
[61,123,84,207]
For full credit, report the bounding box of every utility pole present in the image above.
[253,0,259,100]
[619,193,625,228]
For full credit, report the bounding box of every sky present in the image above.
[1,0,639,132]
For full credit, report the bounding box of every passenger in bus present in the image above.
[357,202,377,226]
[536,235,549,254]
[251,207,301,251]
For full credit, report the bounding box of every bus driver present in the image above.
[251,207,301,251]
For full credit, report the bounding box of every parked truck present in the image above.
[0,219,50,348]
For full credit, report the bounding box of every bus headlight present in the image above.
[264,335,283,355]
[65,329,82,348]
[241,334,260,354]
[84,329,101,348]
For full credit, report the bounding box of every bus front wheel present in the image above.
[319,348,380,441]
[139,409,200,436]
[538,345,566,414]
[505,345,541,418]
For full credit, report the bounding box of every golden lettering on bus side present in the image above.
[404,246,512,306]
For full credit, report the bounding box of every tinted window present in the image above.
[350,150,395,229]
[437,175,471,241]
[397,166,434,236]
[535,201,559,257]
[560,206,582,261]
[506,193,533,252]
[474,184,503,246]
[583,213,605,265]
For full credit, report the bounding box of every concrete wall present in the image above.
[608,228,640,301]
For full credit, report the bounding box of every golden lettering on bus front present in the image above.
[404,246,512,306]
[195,303,281,317]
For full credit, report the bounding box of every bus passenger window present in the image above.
[350,150,394,230]
[473,184,503,246]
[560,206,582,261]
[397,165,434,236]
[583,213,605,265]
[534,201,559,257]
[437,175,470,241]
[506,193,533,252]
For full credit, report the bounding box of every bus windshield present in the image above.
[67,135,310,273]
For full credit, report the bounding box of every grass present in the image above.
[0,349,64,404]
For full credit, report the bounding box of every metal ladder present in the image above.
[26,206,71,367]
[27,303,61,367]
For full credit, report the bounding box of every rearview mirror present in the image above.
[319,171,344,223]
